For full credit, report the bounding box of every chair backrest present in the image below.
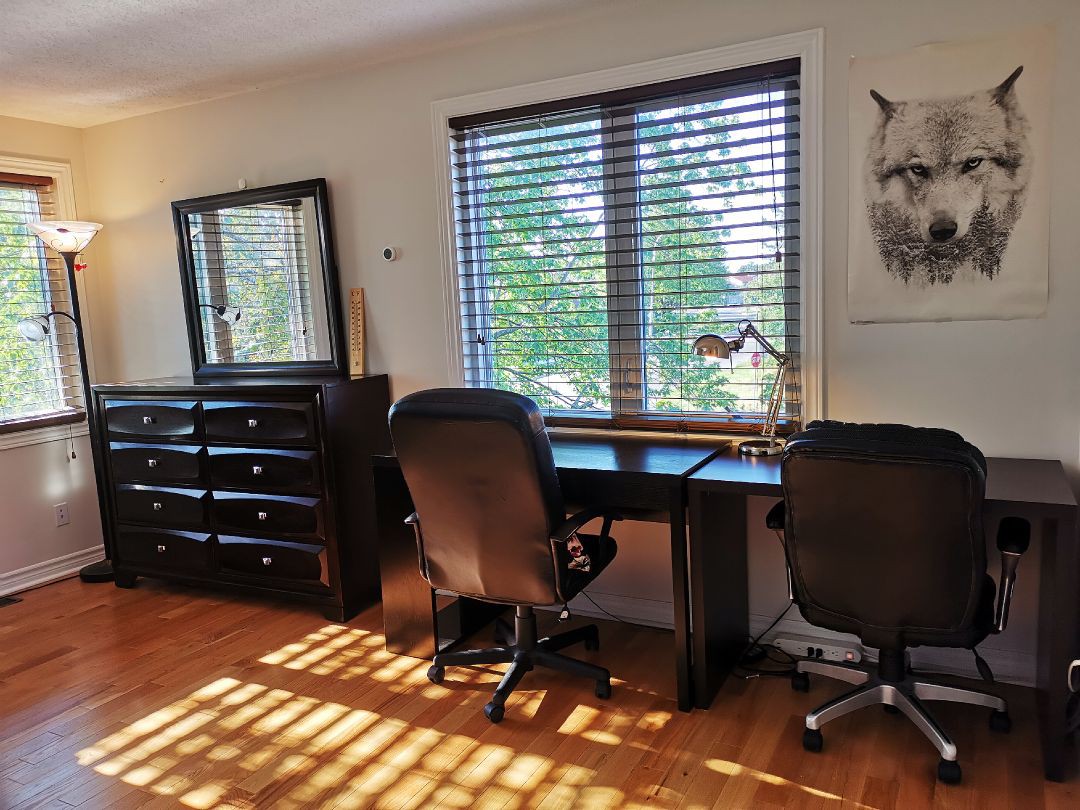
[388,388,566,605]
[781,420,988,649]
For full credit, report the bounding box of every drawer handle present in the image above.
[152,502,163,511]
[257,511,268,521]
[252,465,264,476]
[147,458,159,468]
[157,544,166,553]
[143,416,156,425]
[248,418,259,428]
[262,556,273,566]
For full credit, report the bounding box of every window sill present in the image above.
[547,424,751,447]
[0,411,88,452]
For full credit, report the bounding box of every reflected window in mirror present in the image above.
[189,200,330,364]
[173,179,346,377]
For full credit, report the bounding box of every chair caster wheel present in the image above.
[484,702,504,723]
[989,709,1012,733]
[937,758,962,785]
[791,672,810,692]
[595,679,611,700]
[802,727,823,752]
[426,665,445,685]
[883,704,901,714]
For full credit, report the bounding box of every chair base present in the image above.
[794,656,1009,784]
[429,605,611,723]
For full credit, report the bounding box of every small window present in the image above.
[0,170,85,433]
[447,59,801,432]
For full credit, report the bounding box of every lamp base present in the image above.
[738,438,784,456]
[79,559,114,583]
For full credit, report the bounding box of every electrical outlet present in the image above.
[773,634,863,664]
[54,502,69,527]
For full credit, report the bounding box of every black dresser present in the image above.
[92,374,391,620]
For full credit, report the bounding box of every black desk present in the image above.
[687,451,1078,782]
[372,433,726,712]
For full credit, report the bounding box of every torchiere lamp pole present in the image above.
[24,221,112,582]
[692,318,796,456]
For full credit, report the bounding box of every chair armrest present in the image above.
[551,506,623,544]
[404,512,430,581]
[766,500,786,531]
[994,516,1031,633]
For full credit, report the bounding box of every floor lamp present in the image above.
[22,221,112,582]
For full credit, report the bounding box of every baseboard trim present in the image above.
[543,594,1035,687]
[0,547,104,598]
[539,590,676,630]
[750,611,1035,688]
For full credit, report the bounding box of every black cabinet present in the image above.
[93,374,391,621]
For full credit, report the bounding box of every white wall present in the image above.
[0,115,103,589]
[67,0,1080,682]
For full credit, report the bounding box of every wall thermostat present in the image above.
[382,246,399,262]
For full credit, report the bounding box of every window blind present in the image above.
[191,201,318,364]
[0,172,85,431]
[448,58,801,431]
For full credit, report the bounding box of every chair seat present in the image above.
[561,533,617,602]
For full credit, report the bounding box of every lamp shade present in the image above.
[692,334,734,362]
[16,315,51,342]
[27,220,102,255]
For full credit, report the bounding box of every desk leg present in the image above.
[689,488,749,710]
[1035,506,1078,782]
[670,486,694,712]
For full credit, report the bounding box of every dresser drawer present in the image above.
[104,400,200,441]
[110,443,206,485]
[115,485,210,528]
[116,527,211,572]
[208,448,321,494]
[203,401,316,447]
[212,492,323,537]
[217,535,329,589]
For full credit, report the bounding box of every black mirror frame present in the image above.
[172,178,347,378]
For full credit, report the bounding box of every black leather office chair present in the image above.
[389,388,621,723]
[766,420,1031,784]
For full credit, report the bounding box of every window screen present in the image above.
[0,172,84,431]
[448,59,801,431]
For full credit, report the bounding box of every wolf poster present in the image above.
[848,28,1053,323]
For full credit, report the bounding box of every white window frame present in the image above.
[0,155,95,451]
[431,29,824,428]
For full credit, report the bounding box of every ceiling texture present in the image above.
[1,0,608,128]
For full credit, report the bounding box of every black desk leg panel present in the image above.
[1035,507,1079,782]
[373,465,500,658]
[689,489,750,709]
[669,485,695,713]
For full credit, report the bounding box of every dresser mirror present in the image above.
[173,178,346,377]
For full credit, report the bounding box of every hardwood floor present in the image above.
[0,577,1076,809]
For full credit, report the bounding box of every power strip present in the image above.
[774,634,864,664]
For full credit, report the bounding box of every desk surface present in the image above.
[374,433,727,479]
[689,449,1077,508]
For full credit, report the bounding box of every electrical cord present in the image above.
[735,601,797,679]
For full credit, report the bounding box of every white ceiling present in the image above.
[0,0,607,128]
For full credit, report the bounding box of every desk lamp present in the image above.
[22,221,111,582]
[693,319,794,456]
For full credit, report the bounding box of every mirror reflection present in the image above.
[187,196,331,365]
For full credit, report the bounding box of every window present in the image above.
[447,58,801,431]
[190,199,327,364]
[0,170,85,433]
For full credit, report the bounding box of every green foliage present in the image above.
[465,92,794,419]
[196,205,314,364]
[0,187,67,422]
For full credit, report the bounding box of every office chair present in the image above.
[389,388,621,723]
[766,420,1030,784]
